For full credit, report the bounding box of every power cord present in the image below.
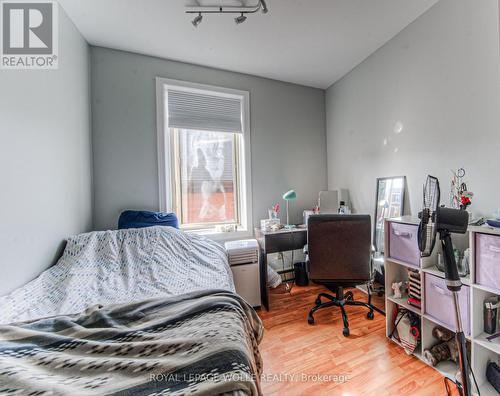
[469,357,480,396]
[443,346,480,396]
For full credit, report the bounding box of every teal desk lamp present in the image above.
[282,190,297,228]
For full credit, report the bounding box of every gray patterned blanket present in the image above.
[0,226,235,325]
[0,290,263,396]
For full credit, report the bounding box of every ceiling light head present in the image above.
[234,13,247,24]
[260,0,268,14]
[192,13,203,27]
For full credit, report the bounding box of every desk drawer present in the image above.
[264,231,306,254]
[264,233,292,254]
[292,230,307,249]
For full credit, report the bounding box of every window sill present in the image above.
[185,228,254,242]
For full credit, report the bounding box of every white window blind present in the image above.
[167,88,243,133]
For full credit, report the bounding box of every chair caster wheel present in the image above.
[307,315,315,325]
[367,311,374,320]
[343,328,350,337]
[315,298,321,305]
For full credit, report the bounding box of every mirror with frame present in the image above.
[373,176,406,253]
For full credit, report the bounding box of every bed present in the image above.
[0,226,263,395]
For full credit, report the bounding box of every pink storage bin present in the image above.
[475,233,500,291]
[389,222,420,268]
[424,273,470,335]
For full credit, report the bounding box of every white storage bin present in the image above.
[424,273,470,335]
[389,222,420,268]
[475,233,500,291]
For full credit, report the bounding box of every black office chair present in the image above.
[306,214,376,337]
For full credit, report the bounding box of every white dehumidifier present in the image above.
[224,239,261,307]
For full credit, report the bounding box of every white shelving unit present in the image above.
[384,217,500,395]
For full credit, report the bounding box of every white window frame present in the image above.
[156,77,253,241]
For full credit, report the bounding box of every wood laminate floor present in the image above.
[257,284,445,396]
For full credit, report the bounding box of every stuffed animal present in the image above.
[392,282,404,299]
[423,326,459,366]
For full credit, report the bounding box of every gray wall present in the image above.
[91,47,327,231]
[0,7,92,295]
[326,0,500,218]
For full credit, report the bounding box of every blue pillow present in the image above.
[118,210,179,230]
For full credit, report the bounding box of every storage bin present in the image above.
[476,233,500,291]
[389,222,420,268]
[424,273,470,335]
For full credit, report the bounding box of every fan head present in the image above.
[423,175,440,212]
[418,176,440,256]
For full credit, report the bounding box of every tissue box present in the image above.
[261,218,280,232]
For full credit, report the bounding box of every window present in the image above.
[156,78,252,236]
[171,129,241,228]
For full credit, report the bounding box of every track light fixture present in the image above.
[186,0,268,27]
[192,12,203,27]
[234,13,247,25]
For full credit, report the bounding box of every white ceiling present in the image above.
[58,0,438,89]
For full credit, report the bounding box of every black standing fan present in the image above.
[417,176,473,396]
